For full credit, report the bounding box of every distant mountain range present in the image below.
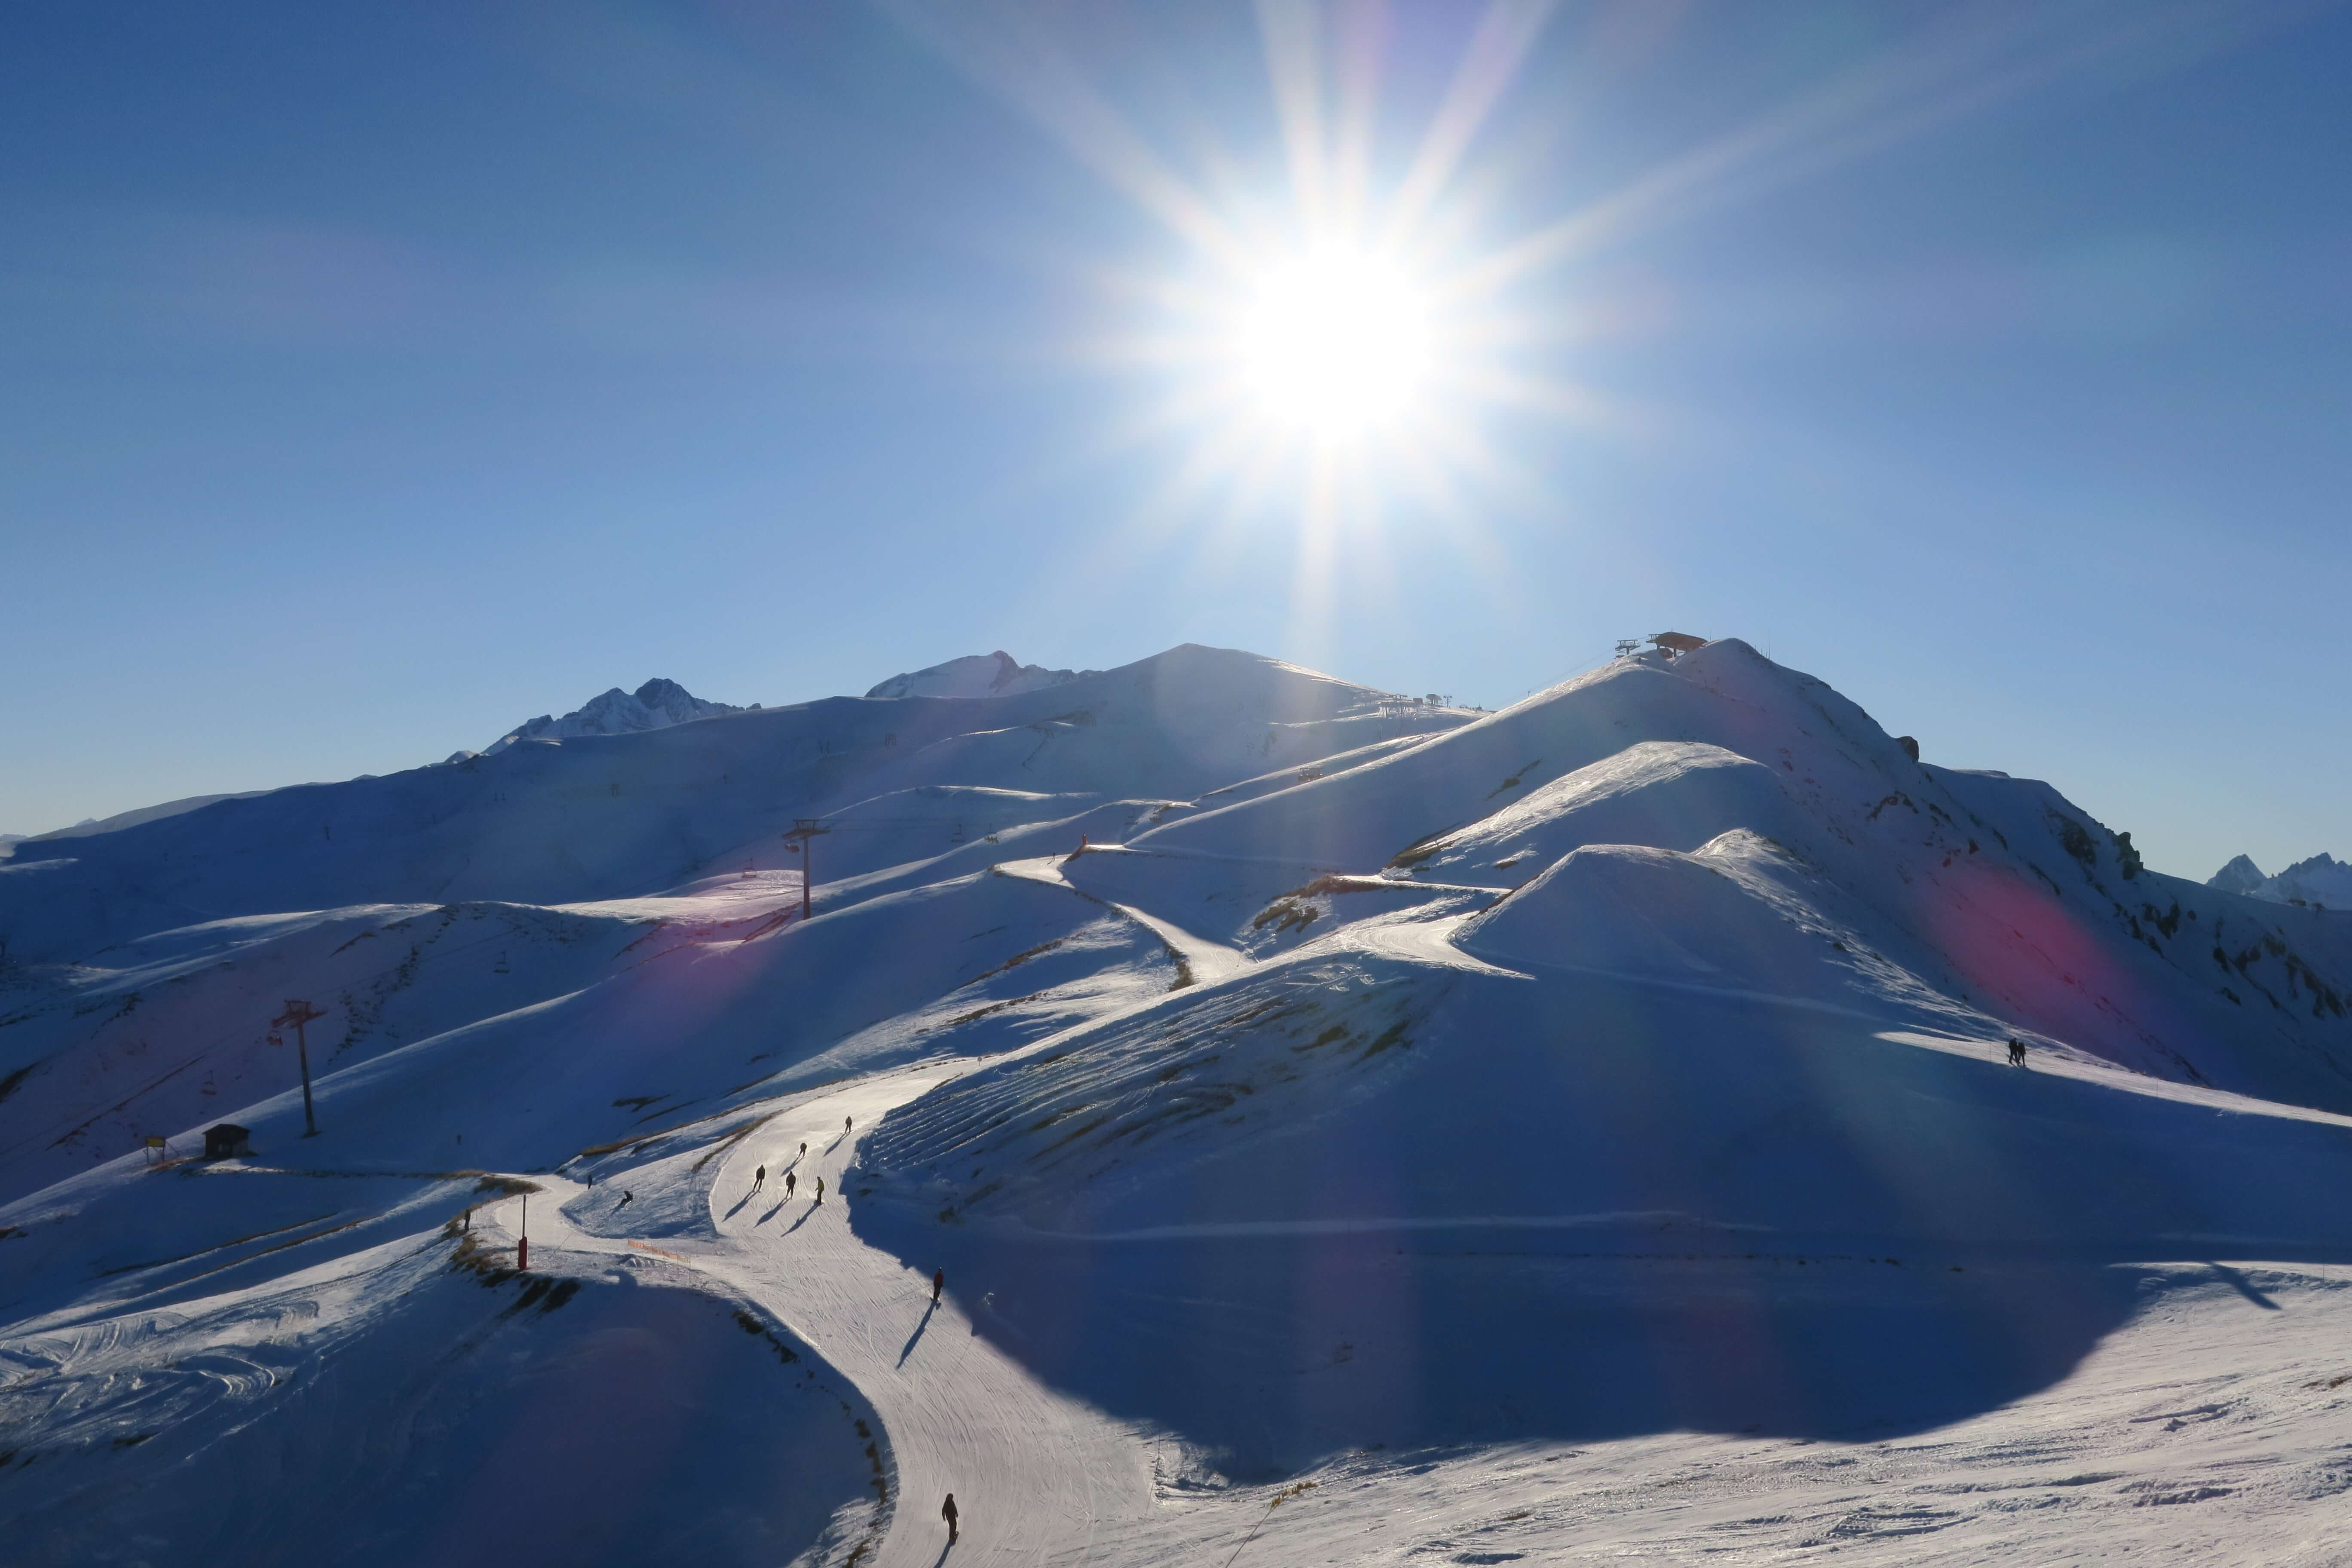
[464,657,1093,761]
[3,658,1105,850]
[470,676,755,758]
[2210,852,2352,910]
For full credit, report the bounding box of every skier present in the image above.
[799,1141,808,1158]
[753,1164,766,1194]
[785,1170,796,1199]
[2007,1037,2027,1067]
[942,1492,959,1544]
[815,1176,825,1205]
[845,1115,854,1134]
[617,1190,634,1210]
[931,1267,945,1306]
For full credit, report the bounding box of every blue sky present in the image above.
[3,0,2347,879]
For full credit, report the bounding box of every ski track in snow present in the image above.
[475,879,1249,1568]
[472,875,1258,1566]
[995,854,1251,987]
[496,1062,1159,1568]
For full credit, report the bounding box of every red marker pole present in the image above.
[518,1194,529,1271]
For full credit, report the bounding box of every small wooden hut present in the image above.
[203,1123,254,1160]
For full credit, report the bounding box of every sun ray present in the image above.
[873,0,1253,271]
[1325,1,1386,235]
[1256,0,1333,228]
[1283,441,1349,667]
[1467,0,2321,295]
[1383,0,1559,243]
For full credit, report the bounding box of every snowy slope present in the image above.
[845,908,2352,1466]
[2,1237,880,1568]
[6,638,2352,1566]
[1107,640,2352,1112]
[0,645,1449,968]
[0,901,662,1204]
[0,791,275,857]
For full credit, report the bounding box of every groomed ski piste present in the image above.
[6,640,2352,1565]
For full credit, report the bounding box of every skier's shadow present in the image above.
[930,1544,952,1565]
[897,1300,937,1366]
[724,1192,755,1219]
[784,1204,818,1236]
[756,1197,788,1225]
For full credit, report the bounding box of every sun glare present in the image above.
[1231,245,1436,438]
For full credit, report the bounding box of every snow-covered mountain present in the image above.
[2,790,273,852]
[864,649,1093,700]
[2211,852,2269,894]
[0,792,279,861]
[6,639,2352,1565]
[475,676,750,756]
[2208,851,2352,909]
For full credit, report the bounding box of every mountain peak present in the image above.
[2210,851,2350,908]
[2209,854,2267,894]
[865,650,1094,701]
[480,678,750,755]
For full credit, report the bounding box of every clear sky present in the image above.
[4,1,2347,879]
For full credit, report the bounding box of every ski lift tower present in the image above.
[1614,639,1642,659]
[269,999,326,1137]
[783,818,826,922]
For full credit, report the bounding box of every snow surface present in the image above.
[6,639,2352,1564]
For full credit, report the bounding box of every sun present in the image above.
[1228,244,1437,439]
